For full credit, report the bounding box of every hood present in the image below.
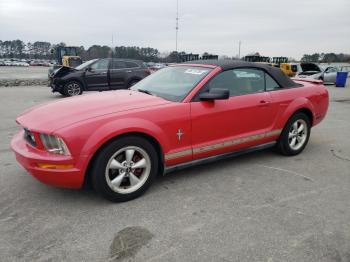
[300,63,321,73]
[52,66,78,78]
[17,90,171,132]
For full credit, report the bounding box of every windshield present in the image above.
[75,59,98,70]
[131,66,212,102]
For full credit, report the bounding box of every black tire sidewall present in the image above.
[63,81,83,97]
[278,112,311,156]
[91,136,159,202]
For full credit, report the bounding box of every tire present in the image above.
[276,112,311,156]
[63,81,83,97]
[127,79,140,88]
[91,136,159,202]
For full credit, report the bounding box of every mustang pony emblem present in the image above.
[177,129,184,141]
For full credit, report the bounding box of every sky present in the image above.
[0,0,349,59]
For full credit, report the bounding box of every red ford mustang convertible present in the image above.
[11,61,329,202]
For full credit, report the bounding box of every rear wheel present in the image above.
[91,136,159,202]
[277,112,311,156]
[63,81,83,97]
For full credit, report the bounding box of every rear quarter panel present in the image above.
[269,81,329,130]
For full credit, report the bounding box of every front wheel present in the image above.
[91,136,159,202]
[277,112,311,156]
[63,81,83,97]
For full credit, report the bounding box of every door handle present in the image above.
[126,70,132,73]
[258,100,270,106]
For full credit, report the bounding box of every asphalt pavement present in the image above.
[1,83,350,261]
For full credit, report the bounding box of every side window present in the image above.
[90,59,109,70]
[208,68,265,96]
[326,67,337,73]
[111,60,127,69]
[125,62,139,68]
[265,73,280,91]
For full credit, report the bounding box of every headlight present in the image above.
[24,128,37,147]
[39,134,71,155]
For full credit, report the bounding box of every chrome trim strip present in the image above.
[164,142,276,174]
[164,129,282,161]
[164,149,192,160]
[192,129,281,154]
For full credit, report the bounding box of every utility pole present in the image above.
[111,33,114,58]
[238,40,241,59]
[175,0,179,53]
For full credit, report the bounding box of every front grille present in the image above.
[23,128,37,147]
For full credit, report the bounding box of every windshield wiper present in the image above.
[137,89,153,96]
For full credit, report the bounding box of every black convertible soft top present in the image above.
[184,60,299,88]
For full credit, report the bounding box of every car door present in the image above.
[84,59,109,90]
[109,60,128,89]
[323,67,338,83]
[190,68,277,160]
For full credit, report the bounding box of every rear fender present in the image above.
[277,97,315,129]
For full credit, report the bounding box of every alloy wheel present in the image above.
[105,146,151,194]
[288,119,308,151]
[67,83,81,96]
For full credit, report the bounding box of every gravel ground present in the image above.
[0,66,48,80]
[0,66,49,86]
[0,83,350,261]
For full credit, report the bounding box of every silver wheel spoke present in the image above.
[297,136,302,143]
[293,122,298,131]
[111,173,125,187]
[125,149,135,162]
[129,173,140,186]
[132,158,146,169]
[298,124,304,133]
[288,132,294,139]
[290,137,297,146]
[110,159,125,170]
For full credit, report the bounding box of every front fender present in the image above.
[80,117,170,158]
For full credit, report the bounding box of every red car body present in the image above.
[11,62,329,190]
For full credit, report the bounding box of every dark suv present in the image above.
[49,58,151,96]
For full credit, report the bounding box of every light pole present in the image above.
[238,40,241,59]
[175,0,179,53]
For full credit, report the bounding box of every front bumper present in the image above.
[49,78,64,93]
[11,130,88,189]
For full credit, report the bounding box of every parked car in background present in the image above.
[153,63,166,70]
[296,63,321,77]
[317,66,339,84]
[12,61,329,202]
[49,58,151,96]
[296,63,339,84]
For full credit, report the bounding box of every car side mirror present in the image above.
[199,88,230,101]
[85,67,91,72]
